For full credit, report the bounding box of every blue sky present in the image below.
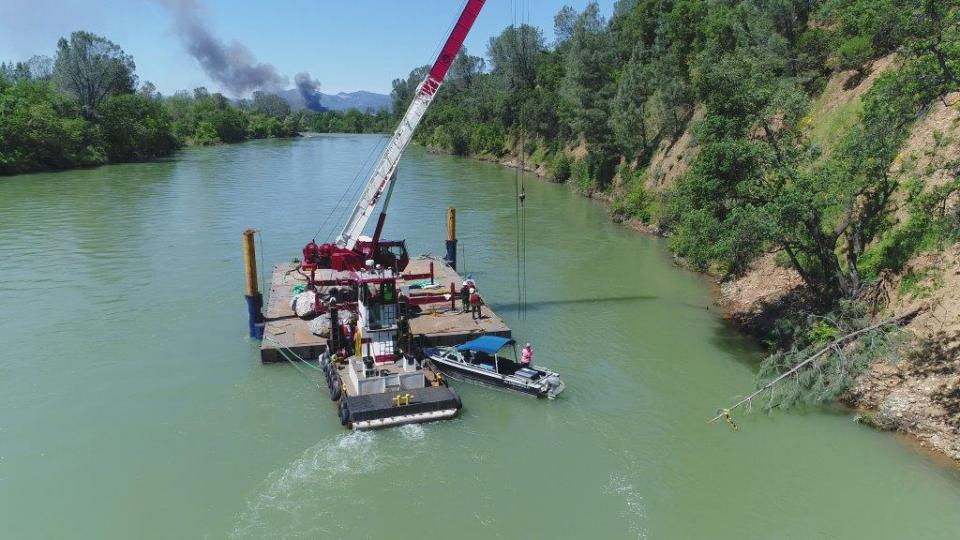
[0,0,616,96]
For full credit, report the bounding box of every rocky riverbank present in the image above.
[447,106,960,462]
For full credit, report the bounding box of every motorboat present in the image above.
[427,336,565,399]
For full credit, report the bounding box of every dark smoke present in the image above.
[158,0,288,95]
[295,72,325,111]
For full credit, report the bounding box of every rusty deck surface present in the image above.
[401,257,511,346]
[259,264,341,363]
[259,256,511,363]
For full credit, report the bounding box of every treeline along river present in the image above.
[0,135,958,539]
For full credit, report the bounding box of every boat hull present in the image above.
[340,385,462,430]
[430,357,548,398]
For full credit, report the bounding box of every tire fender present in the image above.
[338,400,351,426]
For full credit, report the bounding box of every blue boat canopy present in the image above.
[456,336,515,354]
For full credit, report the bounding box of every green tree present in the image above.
[53,31,137,118]
[487,24,545,91]
[251,91,291,117]
[209,106,247,143]
[448,49,486,92]
[559,3,618,185]
[610,45,653,162]
[0,80,104,174]
[390,65,429,117]
[99,94,179,162]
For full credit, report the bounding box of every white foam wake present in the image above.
[604,473,648,540]
[231,431,378,539]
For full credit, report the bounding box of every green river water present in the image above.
[1,135,959,539]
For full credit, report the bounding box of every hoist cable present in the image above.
[312,134,386,242]
[323,135,391,244]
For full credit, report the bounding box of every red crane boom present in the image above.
[302,0,487,274]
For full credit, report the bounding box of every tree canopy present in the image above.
[53,31,137,118]
[2,30,390,175]
[398,0,960,307]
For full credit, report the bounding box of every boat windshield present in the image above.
[457,348,522,375]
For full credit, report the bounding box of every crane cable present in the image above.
[512,0,530,319]
[511,0,522,319]
[311,134,387,242]
[315,135,391,243]
[315,0,467,246]
[522,1,530,319]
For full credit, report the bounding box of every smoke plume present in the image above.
[295,72,325,111]
[157,0,288,95]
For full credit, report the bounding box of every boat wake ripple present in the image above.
[231,431,380,539]
[398,423,426,441]
[604,473,648,540]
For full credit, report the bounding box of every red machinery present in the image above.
[301,0,486,275]
[301,238,409,274]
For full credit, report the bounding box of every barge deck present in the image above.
[260,255,511,363]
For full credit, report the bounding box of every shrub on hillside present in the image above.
[468,124,505,156]
[611,175,653,223]
[549,153,572,182]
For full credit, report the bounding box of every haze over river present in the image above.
[1,135,959,539]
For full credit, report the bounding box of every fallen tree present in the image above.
[709,308,921,425]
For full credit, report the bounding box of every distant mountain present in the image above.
[279,89,391,112]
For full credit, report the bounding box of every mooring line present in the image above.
[262,336,331,394]
[269,344,323,390]
[263,336,324,371]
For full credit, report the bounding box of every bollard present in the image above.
[444,206,458,270]
[243,229,265,340]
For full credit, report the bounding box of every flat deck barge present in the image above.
[260,255,511,363]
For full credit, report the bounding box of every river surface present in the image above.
[1,135,959,539]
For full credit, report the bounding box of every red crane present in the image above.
[302,0,486,275]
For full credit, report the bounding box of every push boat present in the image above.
[426,336,565,399]
[320,266,461,430]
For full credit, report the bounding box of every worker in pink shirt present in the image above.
[521,343,533,368]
